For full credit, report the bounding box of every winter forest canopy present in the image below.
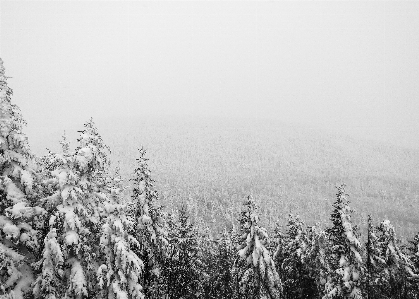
[2,57,419,299]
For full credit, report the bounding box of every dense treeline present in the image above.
[1,58,419,299]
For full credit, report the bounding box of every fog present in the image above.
[1,1,419,150]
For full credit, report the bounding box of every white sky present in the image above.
[1,1,419,148]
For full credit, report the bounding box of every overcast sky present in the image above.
[1,1,419,149]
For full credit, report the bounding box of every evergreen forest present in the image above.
[2,58,419,299]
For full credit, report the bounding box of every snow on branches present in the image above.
[324,185,363,299]
[236,195,282,299]
[0,58,41,299]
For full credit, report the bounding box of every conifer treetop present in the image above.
[75,118,110,177]
[236,195,282,299]
[0,58,41,299]
[0,58,33,189]
[324,185,363,299]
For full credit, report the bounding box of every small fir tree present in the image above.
[305,225,329,298]
[406,232,419,298]
[372,220,417,299]
[202,228,236,299]
[324,185,363,299]
[281,214,317,298]
[165,204,203,299]
[235,196,282,299]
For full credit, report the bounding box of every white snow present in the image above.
[0,243,24,261]
[65,230,79,245]
[6,202,31,219]
[19,169,33,191]
[3,222,20,239]
[3,178,25,203]
[0,215,12,228]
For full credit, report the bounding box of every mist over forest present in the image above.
[27,115,419,238]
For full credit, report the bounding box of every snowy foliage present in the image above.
[130,148,168,297]
[280,214,318,298]
[324,185,363,299]
[365,218,417,298]
[164,205,204,298]
[34,120,112,298]
[97,172,145,299]
[0,58,40,299]
[201,228,236,298]
[305,225,330,297]
[236,196,282,299]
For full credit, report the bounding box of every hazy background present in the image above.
[1,1,418,151]
[1,1,419,237]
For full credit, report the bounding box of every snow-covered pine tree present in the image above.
[165,204,203,299]
[372,220,417,299]
[235,196,282,299]
[406,232,419,297]
[305,225,329,298]
[202,228,236,299]
[214,229,236,298]
[97,168,145,299]
[130,148,168,297]
[0,58,44,298]
[198,226,217,298]
[407,233,419,271]
[281,214,317,299]
[271,221,286,270]
[364,215,384,299]
[34,119,111,299]
[324,185,363,299]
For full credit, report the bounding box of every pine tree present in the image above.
[372,220,417,299]
[364,215,384,299]
[281,214,317,298]
[198,227,217,299]
[33,119,111,298]
[202,229,236,299]
[130,148,168,298]
[305,225,329,298]
[271,221,286,274]
[97,169,145,299]
[214,230,236,298]
[165,204,203,299]
[0,58,43,298]
[324,185,363,299]
[235,196,282,299]
[406,232,419,298]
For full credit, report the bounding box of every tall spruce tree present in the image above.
[364,215,384,299]
[324,185,363,299]
[130,148,168,298]
[235,196,282,299]
[0,58,43,298]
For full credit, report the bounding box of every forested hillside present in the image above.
[2,58,419,299]
[28,115,419,238]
